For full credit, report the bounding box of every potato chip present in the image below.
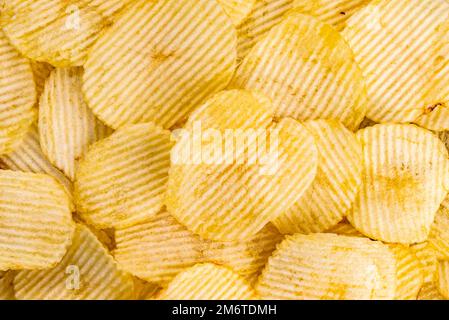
[29,61,53,99]
[273,120,363,234]
[84,0,134,20]
[411,242,438,284]
[0,124,73,200]
[218,0,256,26]
[159,263,258,300]
[39,67,109,180]
[167,117,318,241]
[437,260,449,299]
[388,244,424,300]
[0,271,14,300]
[232,11,367,130]
[14,224,134,300]
[114,210,282,284]
[75,123,173,229]
[418,281,446,300]
[0,170,74,270]
[342,0,449,129]
[83,0,237,129]
[429,197,449,260]
[257,233,396,300]
[348,124,449,244]
[0,30,36,155]
[0,0,108,67]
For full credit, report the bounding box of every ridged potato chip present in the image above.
[0,30,36,155]
[0,0,108,67]
[388,244,424,300]
[437,260,449,299]
[14,224,134,300]
[75,123,173,229]
[232,11,367,130]
[411,242,438,284]
[84,0,134,19]
[0,124,73,200]
[0,271,14,300]
[29,61,53,99]
[39,67,110,180]
[218,0,256,26]
[83,0,237,129]
[257,233,396,300]
[273,120,363,234]
[342,0,449,130]
[159,263,258,300]
[418,282,446,300]
[429,197,449,260]
[167,116,318,241]
[348,124,449,244]
[114,210,282,285]
[0,170,74,270]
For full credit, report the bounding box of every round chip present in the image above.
[0,0,107,67]
[14,224,134,300]
[0,170,74,270]
[437,260,449,299]
[348,124,449,244]
[114,210,282,285]
[159,263,258,300]
[256,233,397,300]
[342,0,449,129]
[74,123,173,229]
[167,117,318,241]
[0,271,14,300]
[232,11,367,130]
[0,30,36,155]
[429,197,449,260]
[83,0,237,129]
[388,244,424,300]
[273,120,363,234]
[218,0,256,26]
[39,67,109,180]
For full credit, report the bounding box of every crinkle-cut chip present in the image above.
[0,170,74,271]
[437,260,449,299]
[429,198,449,259]
[29,61,53,99]
[0,124,73,202]
[133,278,161,300]
[342,0,449,128]
[39,67,109,180]
[114,211,282,284]
[0,271,14,300]
[388,244,424,300]
[348,124,449,244]
[218,0,256,26]
[159,263,258,300]
[257,233,396,300]
[0,0,107,67]
[411,242,438,283]
[14,224,134,300]
[83,0,134,20]
[83,0,237,130]
[273,120,363,234]
[0,30,36,155]
[418,282,447,300]
[358,117,377,130]
[75,123,173,229]
[326,220,364,237]
[167,118,318,241]
[232,12,367,131]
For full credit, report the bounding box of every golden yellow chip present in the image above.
[437,260,449,299]
[388,244,424,300]
[167,117,318,241]
[348,124,449,244]
[257,233,396,300]
[85,0,134,20]
[83,0,237,129]
[0,271,14,300]
[232,11,367,130]
[14,224,134,300]
[429,197,449,260]
[159,263,258,300]
[418,282,447,300]
[273,120,363,234]
[39,67,109,180]
[75,123,173,229]
[0,0,108,67]
[29,61,53,99]
[0,30,36,155]
[342,0,449,129]
[0,124,73,201]
[218,0,256,26]
[114,210,282,285]
[411,242,439,284]
[0,170,74,270]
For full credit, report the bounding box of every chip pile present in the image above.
[0,0,449,300]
